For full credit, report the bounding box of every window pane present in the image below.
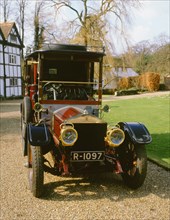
[9,54,17,64]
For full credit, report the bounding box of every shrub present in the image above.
[118,76,140,90]
[102,89,115,95]
[118,77,129,89]
[138,74,147,90]
[128,76,140,89]
[159,84,166,91]
[118,72,160,92]
[142,72,160,91]
[116,88,139,96]
[137,72,160,91]
[164,75,170,90]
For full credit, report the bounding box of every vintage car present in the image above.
[21,44,152,197]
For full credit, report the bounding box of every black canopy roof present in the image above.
[26,44,105,60]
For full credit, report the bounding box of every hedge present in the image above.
[118,72,160,92]
[139,72,160,91]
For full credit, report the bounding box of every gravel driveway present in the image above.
[0,95,170,220]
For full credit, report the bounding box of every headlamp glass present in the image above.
[60,126,78,146]
[106,128,125,147]
[34,102,42,112]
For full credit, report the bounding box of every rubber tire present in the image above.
[21,116,27,156]
[23,96,32,123]
[121,145,147,189]
[28,145,44,198]
[21,97,32,156]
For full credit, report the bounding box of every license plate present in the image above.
[71,151,104,161]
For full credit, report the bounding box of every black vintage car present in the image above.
[21,44,152,197]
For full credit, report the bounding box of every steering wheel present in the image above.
[43,83,63,100]
[43,82,62,92]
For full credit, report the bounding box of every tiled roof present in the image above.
[0,22,24,48]
[114,67,138,77]
[105,67,138,78]
[0,22,15,39]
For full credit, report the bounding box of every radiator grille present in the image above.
[72,123,107,151]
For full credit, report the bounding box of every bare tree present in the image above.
[16,0,28,44]
[122,34,170,79]
[33,0,45,50]
[0,0,11,22]
[51,0,140,47]
[32,1,58,50]
[15,0,29,57]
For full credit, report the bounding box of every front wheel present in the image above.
[121,143,147,189]
[21,97,32,156]
[28,144,44,197]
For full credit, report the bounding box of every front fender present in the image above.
[118,122,152,144]
[27,123,51,146]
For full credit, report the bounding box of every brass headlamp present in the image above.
[60,123,78,146]
[105,127,125,147]
[33,102,43,113]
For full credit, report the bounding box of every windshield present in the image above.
[40,59,97,101]
[42,82,95,101]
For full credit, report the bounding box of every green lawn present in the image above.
[103,94,170,169]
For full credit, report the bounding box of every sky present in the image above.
[54,0,170,54]
[130,0,169,44]
[0,0,169,53]
[108,0,170,53]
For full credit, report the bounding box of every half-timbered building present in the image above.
[0,22,24,98]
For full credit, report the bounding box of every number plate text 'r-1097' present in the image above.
[71,151,104,161]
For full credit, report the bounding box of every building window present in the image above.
[9,54,16,64]
[10,34,17,43]
[10,78,18,86]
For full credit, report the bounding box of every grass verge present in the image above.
[103,94,170,169]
